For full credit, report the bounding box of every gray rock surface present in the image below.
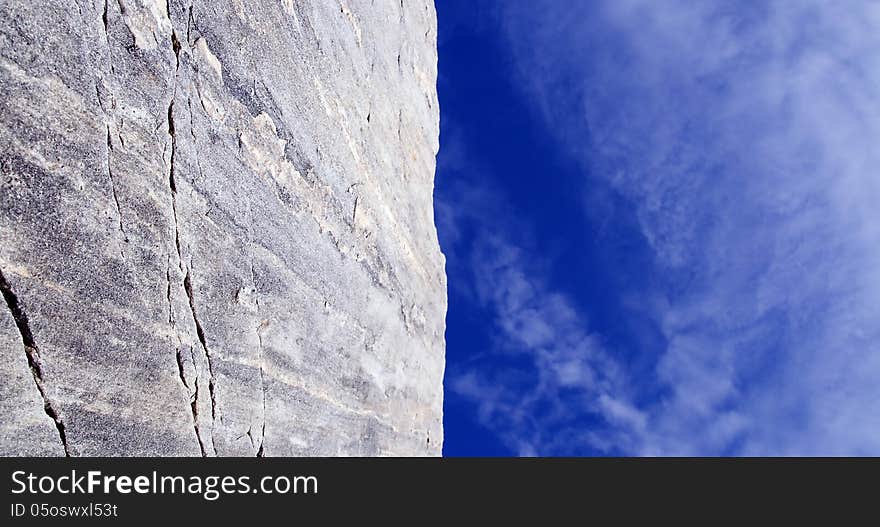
[0,0,444,456]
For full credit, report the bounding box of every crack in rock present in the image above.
[105,125,128,258]
[164,8,217,457]
[251,263,268,457]
[0,269,71,456]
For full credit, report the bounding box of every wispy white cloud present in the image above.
[469,0,880,454]
[440,177,644,455]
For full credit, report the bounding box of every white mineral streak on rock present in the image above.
[118,0,173,50]
[194,38,223,79]
[340,3,363,46]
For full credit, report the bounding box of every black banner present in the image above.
[1,458,875,523]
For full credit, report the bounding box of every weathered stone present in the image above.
[0,0,444,456]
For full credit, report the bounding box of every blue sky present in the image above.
[436,1,880,456]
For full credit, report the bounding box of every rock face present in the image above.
[0,0,444,456]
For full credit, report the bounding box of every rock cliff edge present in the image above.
[0,0,444,456]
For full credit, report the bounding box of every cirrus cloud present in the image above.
[449,0,880,455]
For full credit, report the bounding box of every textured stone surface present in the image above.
[0,0,444,456]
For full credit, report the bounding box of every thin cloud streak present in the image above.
[440,177,643,455]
